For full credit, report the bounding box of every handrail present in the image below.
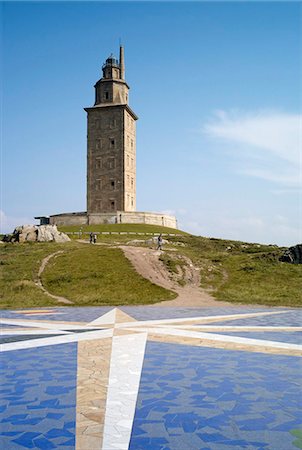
[67,231,182,237]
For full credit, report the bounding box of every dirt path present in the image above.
[36,251,74,304]
[120,246,233,307]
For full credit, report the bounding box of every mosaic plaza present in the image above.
[0,306,301,449]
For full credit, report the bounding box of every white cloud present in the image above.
[178,209,301,247]
[0,210,35,234]
[203,110,302,187]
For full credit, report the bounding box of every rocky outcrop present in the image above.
[279,244,302,264]
[3,225,70,243]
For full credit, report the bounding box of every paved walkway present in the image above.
[0,306,301,449]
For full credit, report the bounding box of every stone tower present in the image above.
[43,47,177,229]
[85,46,138,214]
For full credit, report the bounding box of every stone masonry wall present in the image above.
[87,106,125,214]
[49,213,88,226]
[49,211,177,229]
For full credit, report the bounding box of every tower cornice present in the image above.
[84,103,138,121]
[94,78,130,90]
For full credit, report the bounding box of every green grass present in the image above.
[0,242,66,309]
[42,245,176,306]
[0,240,176,309]
[164,234,302,307]
[58,223,186,243]
[1,225,301,309]
[59,223,184,234]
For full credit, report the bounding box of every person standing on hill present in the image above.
[89,232,93,244]
[157,234,163,251]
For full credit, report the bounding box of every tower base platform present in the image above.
[43,211,177,229]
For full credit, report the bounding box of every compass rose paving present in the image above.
[0,306,301,450]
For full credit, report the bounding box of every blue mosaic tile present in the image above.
[130,341,302,450]
[0,431,21,436]
[0,343,77,450]
[46,412,65,420]
[33,436,56,449]
[1,305,301,449]
[11,431,42,448]
[45,427,74,439]
[60,437,76,446]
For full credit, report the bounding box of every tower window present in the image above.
[110,139,115,148]
[131,178,133,188]
[96,139,102,150]
[105,91,109,100]
[97,179,102,190]
[110,180,115,190]
[108,158,115,169]
[110,200,115,210]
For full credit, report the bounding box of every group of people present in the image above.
[89,232,97,244]
[88,231,163,249]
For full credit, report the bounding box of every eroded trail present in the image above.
[36,251,74,304]
[38,242,232,307]
[120,246,231,307]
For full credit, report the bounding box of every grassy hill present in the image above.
[164,234,301,307]
[0,224,301,309]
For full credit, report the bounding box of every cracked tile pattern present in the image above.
[76,338,112,450]
[102,333,147,450]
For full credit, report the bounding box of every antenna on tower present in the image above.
[119,42,125,80]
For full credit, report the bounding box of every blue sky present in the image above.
[1,1,301,246]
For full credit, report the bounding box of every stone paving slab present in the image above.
[0,306,301,449]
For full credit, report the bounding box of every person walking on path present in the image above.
[157,234,163,251]
[93,233,97,244]
[89,232,93,244]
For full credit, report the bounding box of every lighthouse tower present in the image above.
[85,46,138,214]
[44,46,177,229]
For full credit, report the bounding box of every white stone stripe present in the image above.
[89,308,117,325]
[0,329,71,336]
[0,319,95,331]
[158,325,302,332]
[115,310,289,329]
[126,327,302,351]
[0,329,114,352]
[102,333,147,450]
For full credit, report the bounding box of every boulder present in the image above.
[3,225,70,243]
[279,244,302,264]
[145,237,169,246]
